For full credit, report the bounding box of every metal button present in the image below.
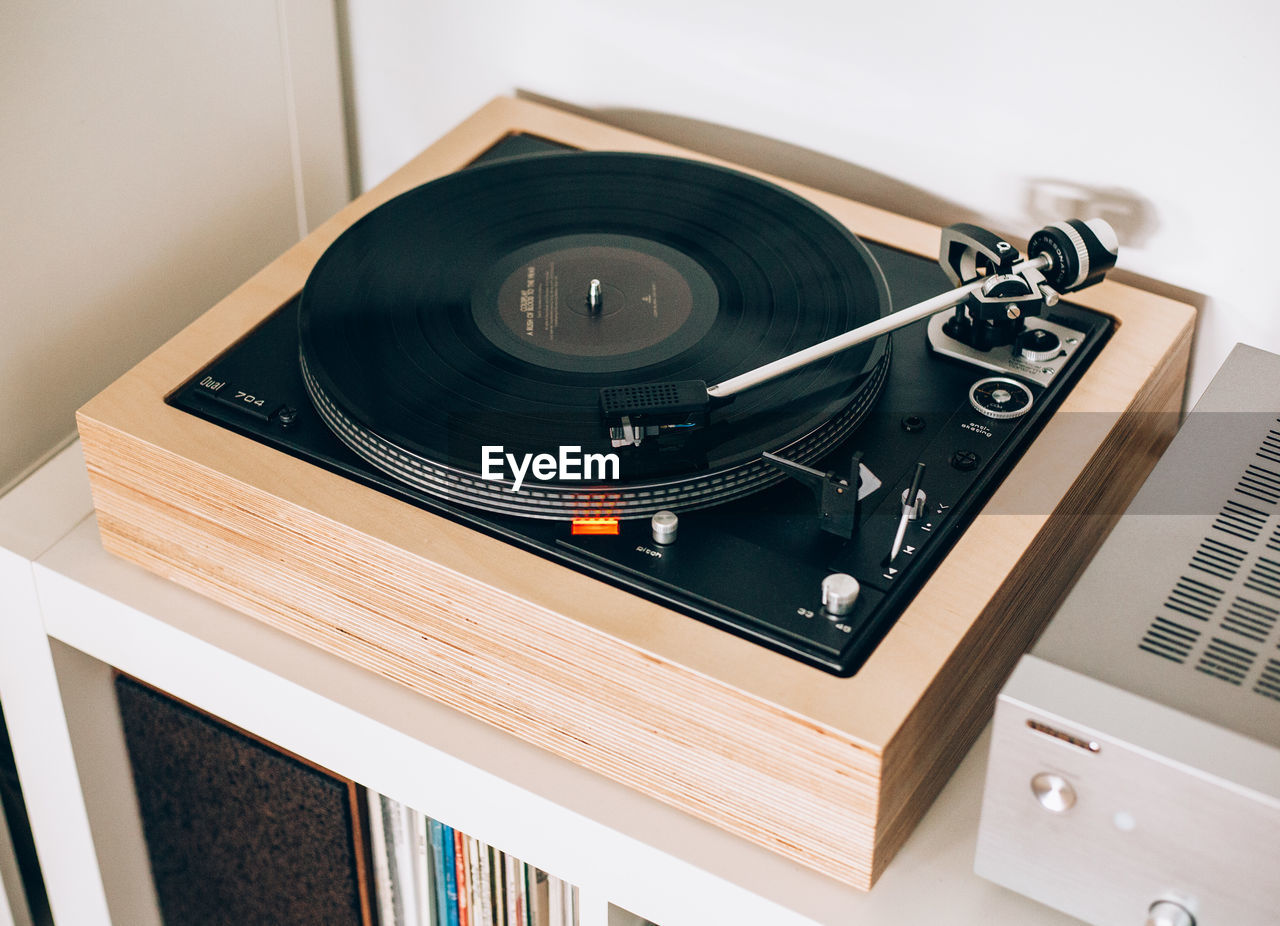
[1030,772,1076,813]
[821,573,860,617]
[650,509,678,545]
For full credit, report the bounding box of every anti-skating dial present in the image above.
[969,377,1034,420]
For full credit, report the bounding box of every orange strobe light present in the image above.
[571,517,620,536]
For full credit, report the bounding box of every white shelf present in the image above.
[0,443,1081,925]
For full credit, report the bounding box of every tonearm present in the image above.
[600,219,1118,447]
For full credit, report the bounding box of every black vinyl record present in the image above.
[298,151,892,518]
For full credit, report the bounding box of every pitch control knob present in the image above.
[650,510,679,545]
[821,573,860,617]
[969,377,1034,420]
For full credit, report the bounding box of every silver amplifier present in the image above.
[975,344,1280,926]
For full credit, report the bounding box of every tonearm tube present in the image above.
[600,218,1118,447]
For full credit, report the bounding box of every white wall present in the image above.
[344,0,1280,404]
[0,2,349,492]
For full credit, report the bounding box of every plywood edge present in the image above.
[77,410,886,887]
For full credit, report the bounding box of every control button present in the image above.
[821,573,860,617]
[900,414,926,433]
[650,510,679,545]
[1015,327,1062,363]
[969,376,1034,420]
[950,449,980,471]
[1146,900,1195,926]
[888,463,927,564]
[1030,772,1076,813]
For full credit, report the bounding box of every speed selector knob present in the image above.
[821,573,860,617]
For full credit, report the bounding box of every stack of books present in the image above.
[367,792,578,926]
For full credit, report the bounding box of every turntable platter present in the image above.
[298,151,892,517]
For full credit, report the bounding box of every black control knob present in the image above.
[1028,218,1118,294]
[1014,327,1062,363]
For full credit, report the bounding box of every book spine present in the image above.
[412,812,434,926]
[476,842,492,926]
[512,861,525,926]
[381,796,407,926]
[494,849,506,926]
[505,854,519,926]
[530,867,549,926]
[465,836,483,925]
[443,825,460,926]
[429,819,450,926]
[547,875,561,926]
[454,828,469,926]
[366,790,393,925]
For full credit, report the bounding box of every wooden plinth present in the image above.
[77,97,1194,890]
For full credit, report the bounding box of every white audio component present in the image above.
[975,343,1280,926]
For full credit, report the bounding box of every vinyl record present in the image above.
[299,151,891,518]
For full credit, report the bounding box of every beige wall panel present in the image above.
[0,2,348,491]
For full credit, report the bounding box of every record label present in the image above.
[473,233,718,374]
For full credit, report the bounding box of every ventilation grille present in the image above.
[1221,596,1279,642]
[1164,577,1223,621]
[1195,637,1258,685]
[1212,499,1268,542]
[1237,464,1280,506]
[1139,616,1202,663]
[1140,416,1280,701]
[1259,427,1280,465]
[1255,658,1280,702]
[1244,556,1280,600]
[1189,537,1247,581]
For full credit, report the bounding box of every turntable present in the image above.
[77,98,1194,888]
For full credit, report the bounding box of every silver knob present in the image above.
[821,573,860,617]
[650,509,678,545]
[1015,327,1062,363]
[1146,900,1195,926]
[1030,772,1076,813]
